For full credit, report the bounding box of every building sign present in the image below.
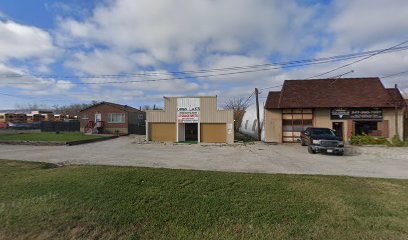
[331,108,383,120]
[177,98,200,123]
[177,111,200,123]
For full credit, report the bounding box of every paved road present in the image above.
[1,135,408,179]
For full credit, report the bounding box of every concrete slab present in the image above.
[0,135,407,179]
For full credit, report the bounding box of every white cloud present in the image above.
[304,0,408,90]
[3,0,408,109]
[0,62,74,99]
[57,0,320,65]
[0,19,65,104]
[329,0,408,50]
[65,49,136,74]
[54,0,324,102]
[0,21,57,61]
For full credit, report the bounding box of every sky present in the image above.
[0,0,407,109]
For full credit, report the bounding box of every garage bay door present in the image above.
[149,123,176,142]
[200,123,226,143]
[282,109,313,142]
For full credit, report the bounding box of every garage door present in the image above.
[149,123,176,142]
[282,109,313,142]
[200,123,226,143]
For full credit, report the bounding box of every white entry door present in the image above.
[95,113,102,122]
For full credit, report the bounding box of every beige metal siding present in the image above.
[149,123,176,142]
[147,96,235,144]
[201,123,227,143]
[200,97,233,123]
[147,96,233,123]
[146,98,177,122]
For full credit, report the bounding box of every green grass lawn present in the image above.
[0,132,104,142]
[0,161,408,239]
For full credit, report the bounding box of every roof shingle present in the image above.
[80,101,144,113]
[265,78,405,109]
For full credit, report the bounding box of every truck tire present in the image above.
[308,146,316,154]
[307,146,316,154]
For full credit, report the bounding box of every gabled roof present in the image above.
[79,101,144,113]
[265,78,405,109]
[264,91,281,109]
[386,88,406,107]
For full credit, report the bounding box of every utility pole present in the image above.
[395,84,399,139]
[255,88,261,141]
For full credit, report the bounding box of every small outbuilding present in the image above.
[146,96,234,143]
[79,101,145,135]
[264,78,406,143]
[239,104,265,140]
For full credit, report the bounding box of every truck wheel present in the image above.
[308,146,316,154]
[336,152,344,156]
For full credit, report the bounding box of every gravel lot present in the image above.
[0,135,408,179]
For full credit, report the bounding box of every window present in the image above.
[355,121,378,135]
[138,114,144,119]
[81,114,89,120]
[311,128,336,136]
[252,120,257,131]
[108,113,125,123]
[245,120,249,129]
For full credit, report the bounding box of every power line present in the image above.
[0,91,69,103]
[0,53,394,86]
[259,84,283,91]
[243,90,255,106]
[305,39,408,80]
[1,58,348,86]
[2,41,408,103]
[1,45,408,86]
[382,70,408,79]
[0,91,23,98]
[328,70,355,79]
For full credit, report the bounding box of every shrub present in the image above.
[390,135,405,147]
[350,134,390,145]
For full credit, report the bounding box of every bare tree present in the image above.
[142,105,151,110]
[15,103,48,111]
[53,102,95,117]
[223,98,249,132]
[142,105,163,110]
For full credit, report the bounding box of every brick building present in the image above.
[79,101,145,135]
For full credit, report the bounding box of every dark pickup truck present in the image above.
[300,127,344,155]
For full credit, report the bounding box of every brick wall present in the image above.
[79,104,128,130]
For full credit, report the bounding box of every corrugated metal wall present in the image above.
[200,97,233,123]
[146,97,177,122]
[147,96,233,123]
[177,98,200,111]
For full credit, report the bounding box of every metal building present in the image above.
[146,96,234,143]
[239,104,265,141]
